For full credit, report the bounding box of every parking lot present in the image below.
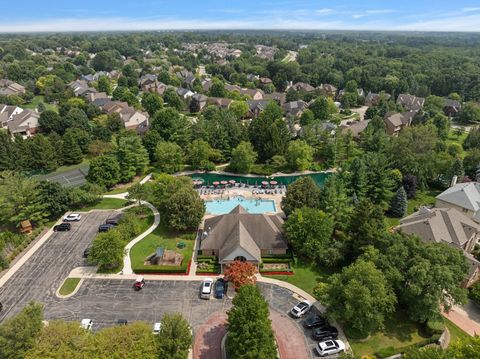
[0,211,115,321]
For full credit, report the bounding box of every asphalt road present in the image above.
[0,211,114,321]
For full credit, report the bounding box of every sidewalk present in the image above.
[442,301,480,336]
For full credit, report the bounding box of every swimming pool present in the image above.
[205,196,277,215]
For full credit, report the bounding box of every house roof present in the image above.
[201,205,287,262]
[341,119,370,137]
[397,94,425,112]
[7,110,39,134]
[399,207,480,249]
[436,182,480,214]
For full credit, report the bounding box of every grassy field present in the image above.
[105,176,143,195]
[264,259,335,295]
[24,96,58,112]
[59,278,81,296]
[349,311,430,357]
[130,224,195,273]
[80,198,128,211]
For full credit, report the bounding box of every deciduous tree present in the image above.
[224,261,257,290]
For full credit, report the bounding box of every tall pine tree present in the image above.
[388,187,408,218]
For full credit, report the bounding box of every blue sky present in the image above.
[2,0,480,32]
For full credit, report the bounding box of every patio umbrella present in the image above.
[229,180,236,184]
[261,181,269,186]
[213,181,220,186]
[220,180,228,185]
[270,181,278,185]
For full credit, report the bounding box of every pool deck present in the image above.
[199,188,285,219]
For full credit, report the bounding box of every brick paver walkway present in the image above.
[193,310,311,359]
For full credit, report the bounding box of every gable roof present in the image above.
[436,182,480,214]
[7,110,39,134]
[398,207,480,249]
[201,205,286,262]
[397,94,425,112]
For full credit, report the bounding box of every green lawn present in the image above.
[407,189,441,215]
[349,311,430,357]
[80,198,129,211]
[444,317,469,344]
[59,278,81,296]
[24,95,58,112]
[446,129,468,158]
[264,260,334,295]
[130,224,195,273]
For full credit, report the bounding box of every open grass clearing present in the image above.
[80,198,129,211]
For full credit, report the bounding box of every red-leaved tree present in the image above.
[224,260,257,290]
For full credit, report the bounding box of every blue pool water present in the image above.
[205,196,277,215]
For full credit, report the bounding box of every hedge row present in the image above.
[133,262,190,274]
[197,255,217,261]
[375,334,442,358]
[261,258,292,264]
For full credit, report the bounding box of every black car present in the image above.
[106,215,123,226]
[303,315,328,329]
[83,247,91,258]
[53,223,71,232]
[117,319,128,326]
[312,326,339,341]
[214,279,227,298]
[98,223,115,232]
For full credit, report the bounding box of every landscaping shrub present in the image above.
[469,281,480,305]
[425,317,445,336]
[374,334,442,358]
[196,255,217,261]
[260,258,292,264]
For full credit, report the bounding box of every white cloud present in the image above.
[365,9,396,15]
[315,8,334,15]
[462,7,480,12]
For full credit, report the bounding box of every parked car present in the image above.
[303,314,328,329]
[214,278,227,298]
[312,326,339,341]
[53,223,71,232]
[0,302,2,313]
[83,246,91,258]
[153,322,161,335]
[200,278,214,299]
[63,213,82,222]
[315,339,345,357]
[117,319,128,326]
[106,214,123,225]
[290,300,311,318]
[80,319,93,330]
[98,223,115,232]
[133,276,145,291]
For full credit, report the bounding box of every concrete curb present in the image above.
[56,277,84,299]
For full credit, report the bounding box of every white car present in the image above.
[64,213,82,222]
[315,339,345,357]
[200,278,213,299]
[290,300,311,318]
[80,319,93,330]
[153,322,161,335]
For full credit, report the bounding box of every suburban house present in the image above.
[0,79,26,96]
[443,99,461,118]
[207,97,232,110]
[225,84,264,100]
[365,92,391,106]
[259,77,273,86]
[247,100,272,118]
[264,92,286,106]
[283,100,308,118]
[201,79,213,93]
[436,182,480,223]
[0,105,23,128]
[142,80,168,95]
[398,207,480,287]
[69,80,97,97]
[190,94,208,112]
[291,82,315,93]
[338,88,366,101]
[7,110,40,138]
[383,111,415,136]
[397,94,425,112]
[318,84,338,97]
[340,119,371,138]
[85,92,111,107]
[103,101,149,130]
[199,205,288,272]
[176,87,194,99]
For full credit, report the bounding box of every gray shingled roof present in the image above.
[201,205,286,262]
[436,183,480,213]
[398,207,480,248]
